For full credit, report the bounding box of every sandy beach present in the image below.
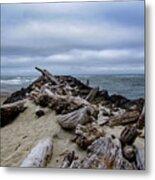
[0,69,145,169]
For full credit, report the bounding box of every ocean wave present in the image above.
[1,78,37,85]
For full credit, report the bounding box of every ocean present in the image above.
[1,74,144,100]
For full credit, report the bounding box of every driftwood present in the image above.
[73,122,104,149]
[81,137,134,169]
[61,137,134,169]
[106,110,140,127]
[35,67,60,85]
[135,146,145,170]
[136,105,145,129]
[1,100,27,127]
[120,126,140,146]
[57,106,95,130]
[61,151,78,168]
[20,136,53,167]
[85,87,99,103]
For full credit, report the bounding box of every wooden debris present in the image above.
[1,100,27,127]
[73,122,104,149]
[61,151,78,168]
[35,67,60,85]
[106,110,140,127]
[82,137,134,169]
[85,87,99,103]
[135,146,145,170]
[136,105,145,129]
[120,126,140,146]
[20,136,53,167]
[57,106,95,130]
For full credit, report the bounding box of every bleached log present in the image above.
[122,145,136,162]
[1,100,27,127]
[57,106,94,130]
[35,67,60,85]
[20,136,53,167]
[85,87,99,103]
[135,146,145,170]
[61,137,134,169]
[106,110,140,127]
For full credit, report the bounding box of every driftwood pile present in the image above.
[0,67,145,169]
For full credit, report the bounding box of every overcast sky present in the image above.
[1,1,144,76]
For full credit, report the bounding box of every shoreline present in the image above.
[0,68,145,169]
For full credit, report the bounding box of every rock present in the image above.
[35,109,45,117]
[122,145,136,162]
[61,151,78,168]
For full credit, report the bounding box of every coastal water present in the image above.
[1,74,144,100]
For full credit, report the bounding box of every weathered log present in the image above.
[73,122,104,149]
[135,146,145,170]
[82,137,134,169]
[136,105,145,129]
[61,151,78,168]
[85,87,99,103]
[64,137,134,169]
[34,88,98,115]
[120,126,140,146]
[20,136,53,167]
[106,110,140,127]
[1,100,27,127]
[57,106,95,130]
[35,67,60,85]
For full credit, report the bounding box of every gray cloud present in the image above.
[1,1,144,76]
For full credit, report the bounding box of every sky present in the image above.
[1,1,144,76]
